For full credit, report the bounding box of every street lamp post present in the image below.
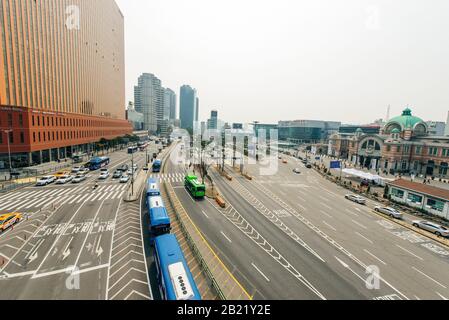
[3,129,13,180]
[131,151,134,196]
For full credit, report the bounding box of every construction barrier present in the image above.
[216,196,226,208]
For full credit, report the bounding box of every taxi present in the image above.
[0,212,23,233]
[54,171,70,178]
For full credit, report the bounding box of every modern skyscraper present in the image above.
[196,97,200,122]
[134,73,163,133]
[207,110,218,130]
[0,0,132,167]
[179,85,197,131]
[158,88,176,136]
[165,88,177,121]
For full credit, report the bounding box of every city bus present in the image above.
[146,178,161,197]
[153,159,162,173]
[128,146,139,154]
[88,156,110,171]
[184,175,206,198]
[148,196,171,243]
[153,234,201,300]
[138,141,148,151]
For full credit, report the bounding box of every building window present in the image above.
[32,116,35,126]
[20,132,24,144]
[386,145,391,152]
[428,147,438,156]
[8,131,13,143]
[396,146,401,152]
[404,145,410,153]
[19,114,23,126]
[426,198,444,212]
[38,132,41,142]
[407,193,422,204]
[391,188,404,198]
[0,132,2,144]
[37,116,40,126]
[415,146,422,155]
[8,113,12,126]
[33,132,36,143]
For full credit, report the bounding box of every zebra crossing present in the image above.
[149,173,186,184]
[0,184,128,211]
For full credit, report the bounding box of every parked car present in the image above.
[305,164,312,169]
[412,220,449,237]
[374,206,403,219]
[56,175,73,184]
[36,176,56,186]
[78,167,90,174]
[345,194,366,205]
[0,212,22,233]
[293,168,301,174]
[72,174,86,183]
[120,175,130,183]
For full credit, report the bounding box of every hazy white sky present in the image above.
[116,0,449,125]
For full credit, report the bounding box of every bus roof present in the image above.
[154,234,201,300]
[185,175,204,187]
[146,178,160,194]
[154,159,162,165]
[149,196,170,226]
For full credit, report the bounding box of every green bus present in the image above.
[185,175,206,198]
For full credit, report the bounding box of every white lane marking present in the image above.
[351,219,367,230]
[59,195,75,206]
[69,195,82,204]
[297,196,306,203]
[322,221,336,231]
[355,232,373,244]
[251,263,270,282]
[396,245,424,261]
[411,267,447,289]
[318,196,330,202]
[297,203,306,211]
[201,210,209,219]
[363,249,386,265]
[76,194,90,203]
[414,295,421,300]
[345,209,359,217]
[436,292,448,300]
[320,210,333,219]
[321,203,332,210]
[220,231,232,244]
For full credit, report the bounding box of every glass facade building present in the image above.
[0,0,132,167]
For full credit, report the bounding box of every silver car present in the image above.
[412,220,449,237]
[374,206,403,219]
[345,194,366,205]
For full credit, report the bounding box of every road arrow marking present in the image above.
[95,234,103,257]
[62,237,74,261]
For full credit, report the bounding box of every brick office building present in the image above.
[0,0,132,168]
[329,108,449,177]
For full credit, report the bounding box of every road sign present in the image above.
[330,160,341,169]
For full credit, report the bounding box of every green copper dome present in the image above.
[391,128,400,134]
[387,108,425,130]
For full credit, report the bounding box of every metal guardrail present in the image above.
[163,182,226,300]
[160,145,227,300]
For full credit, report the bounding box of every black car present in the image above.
[306,164,312,169]
[118,164,129,172]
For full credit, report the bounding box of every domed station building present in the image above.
[328,108,449,177]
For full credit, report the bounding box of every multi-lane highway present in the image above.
[0,146,154,299]
[162,142,449,300]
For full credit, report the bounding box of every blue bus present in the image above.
[128,146,138,154]
[148,196,171,242]
[154,234,201,300]
[146,178,161,197]
[88,156,110,171]
[153,159,162,173]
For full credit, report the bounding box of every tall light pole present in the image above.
[252,121,259,161]
[131,149,134,196]
[3,129,13,179]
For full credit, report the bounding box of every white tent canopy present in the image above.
[341,168,394,185]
